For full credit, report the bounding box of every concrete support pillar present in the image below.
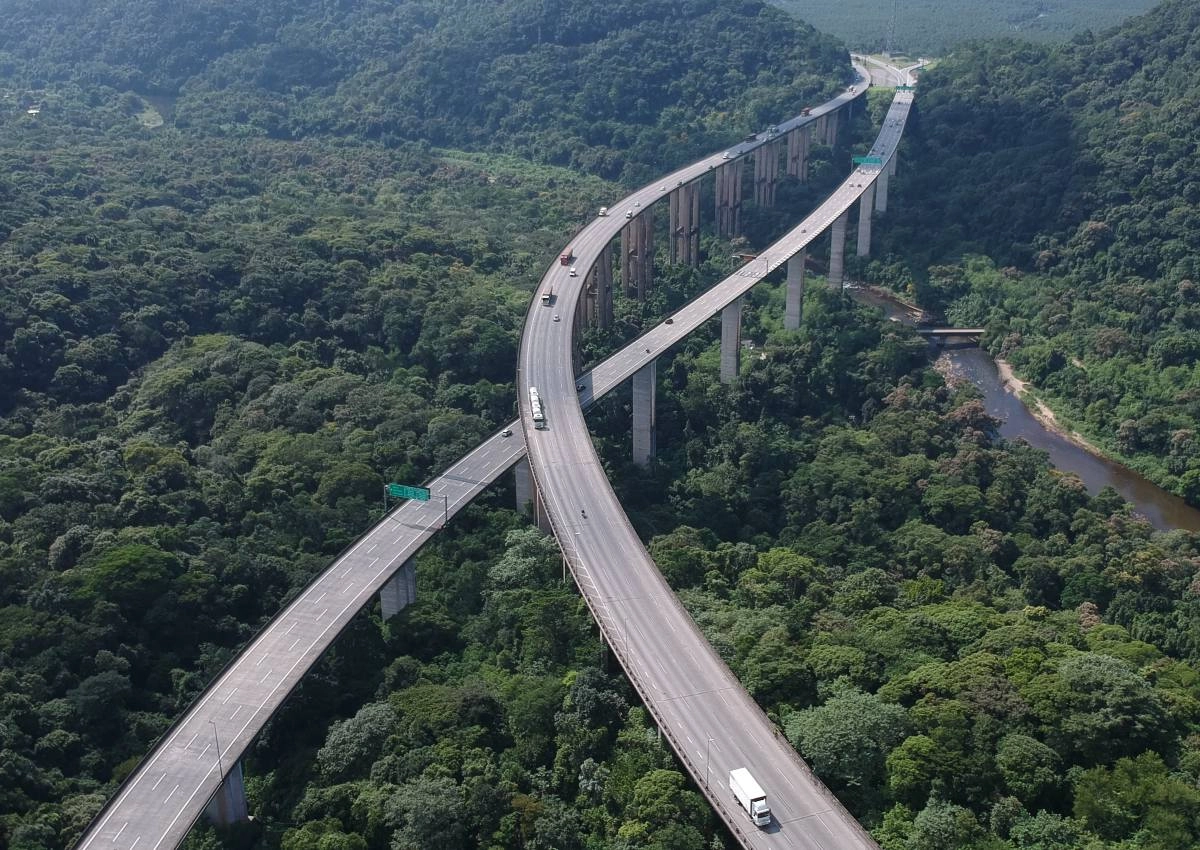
[875,167,889,213]
[889,152,898,176]
[205,760,249,825]
[715,160,743,238]
[828,211,848,289]
[632,360,656,467]
[668,183,700,267]
[380,559,417,620]
[596,242,614,330]
[857,183,875,259]
[785,251,806,330]
[534,488,553,534]
[786,126,810,183]
[621,212,654,300]
[720,298,742,384]
[827,109,839,148]
[514,457,534,514]
[753,142,780,207]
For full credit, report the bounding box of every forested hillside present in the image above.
[0,0,854,847]
[873,0,1200,501]
[0,0,846,180]
[768,0,1156,55]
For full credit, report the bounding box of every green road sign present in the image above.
[387,483,430,501]
[852,155,884,166]
[897,84,914,91]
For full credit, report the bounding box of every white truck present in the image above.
[729,768,771,827]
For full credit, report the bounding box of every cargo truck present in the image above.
[729,768,771,827]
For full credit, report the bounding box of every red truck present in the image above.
[559,250,573,266]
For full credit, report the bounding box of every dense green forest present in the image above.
[0,0,847,181]
[767,0,1156,56]
[6,1,1200,850]
[870,0,1200,502]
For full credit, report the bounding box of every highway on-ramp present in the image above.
[519,79,912,849]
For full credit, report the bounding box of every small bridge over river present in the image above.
[915,327,984,347]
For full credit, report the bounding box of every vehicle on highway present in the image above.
[722,151,731,159]
[729,769,771,827]
[528,387,546,430]
[569,266,577,277]
[500,427,512,437]
[665,317,674,324]
[559,250,573,266]
[598,206,608,216]
[541,287,553,306]
[625,209,634,218]
[553,314,560,322]
[576,383,585,391]
[743,132,757,142]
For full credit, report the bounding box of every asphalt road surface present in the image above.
[519,76,912,850]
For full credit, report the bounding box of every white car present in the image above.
[625,209,634,218]
[553,314,561,322]
[569,266,577,277]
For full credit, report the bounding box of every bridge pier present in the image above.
[621,212,654,300]
[514,457,534,514]
[596,243,614,329]
[380,559,417,621]
[828,211,848,289]
[875,167,889,213]
[205,760,249,826]
[785,251,806,330]
[632,360,657,466]
[786,126,810,182]
[857,182,875,258]
[668,183,701,266]
[715,160,743,238]
[753,142,779,207]
[720,297,742,384]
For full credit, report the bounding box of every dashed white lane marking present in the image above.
[229,705,243,721]
[367,544,376,553]
[286,621,297,635]
[166,784,180,801]
[185,733,198,749]
[152,773,166,791]
[198,744,211,761]
[314,592,327,604]
[288,638,300,652]
[221,687,237,705]
[129,836,141,850]
[318,608,329,620]
[259,669,272,684]
[113,822,128,842]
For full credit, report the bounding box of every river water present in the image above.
[849,286,1200,532]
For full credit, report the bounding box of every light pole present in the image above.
[209,720,225,778]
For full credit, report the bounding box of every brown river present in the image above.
[849,286,1200,533]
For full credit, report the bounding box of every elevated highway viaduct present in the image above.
[76,61,911,850]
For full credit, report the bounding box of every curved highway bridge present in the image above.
[76,61,912,850]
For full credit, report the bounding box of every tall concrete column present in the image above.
[827,109,839,147]
[857,183,875,259]
[753,142,779,207]
[715,160,744,238]
[720,298,742,384]
[875,167,889,213]
[889,152,898,176]
[828,211,848,289]
[669,185,698,266]
[205,760,248,825]
[632,360,656,467]
[514,457,534,514]
[596,242,614,329]
[380,559,417,620]
[621,213,654,299]
[639,209,654,300]
[786,126,810,182]
[785,251,807,330]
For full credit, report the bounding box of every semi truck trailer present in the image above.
[729,768,771,827]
